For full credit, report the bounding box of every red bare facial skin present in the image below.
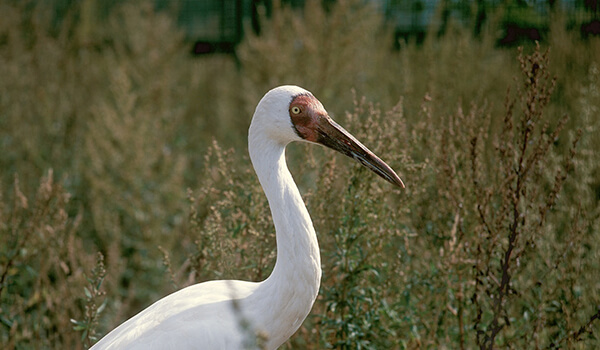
[288,93,405,188]
[289,94,328,143]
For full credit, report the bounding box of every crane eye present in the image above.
[291,106,301,115]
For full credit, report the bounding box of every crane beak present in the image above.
[314,115,405,189]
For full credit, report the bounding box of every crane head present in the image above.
[289,90,404,188]
[252,85,404,188]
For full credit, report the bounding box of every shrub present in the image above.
[1,0,599,349]
[0,171,93,348]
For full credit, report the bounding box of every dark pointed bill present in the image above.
[314,115,405,189]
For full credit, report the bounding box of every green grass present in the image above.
[1,0,599,349]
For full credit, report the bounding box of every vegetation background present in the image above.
[1,0,599,349]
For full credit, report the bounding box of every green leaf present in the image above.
[71,318,86,331]
[97,298,108,314]
[84,286,92,299]
[96,276,105,291]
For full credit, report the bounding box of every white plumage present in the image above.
[91,85,403,350]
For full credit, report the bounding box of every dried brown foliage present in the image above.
[1,1,599,349]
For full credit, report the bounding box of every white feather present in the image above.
[91,85,321,350]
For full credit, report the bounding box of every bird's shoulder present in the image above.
[91,280,260,349]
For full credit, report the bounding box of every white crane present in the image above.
[91,85,404,350]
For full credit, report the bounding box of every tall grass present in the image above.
[1,0,599,349]
[0,171,91,348]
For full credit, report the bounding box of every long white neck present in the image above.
[247,125,321,347]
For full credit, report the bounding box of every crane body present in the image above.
[91,85,403,350]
